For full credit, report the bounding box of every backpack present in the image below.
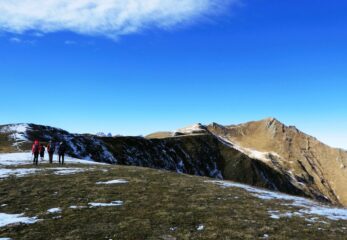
[33,144,39,153]
[59,143,66,154]
[49,143,55,152]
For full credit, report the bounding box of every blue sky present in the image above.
[0,0,346,149]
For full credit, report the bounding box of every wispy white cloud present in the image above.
[0,0,239,39]
[32,32,45,38]
[8,36,36,44]
[64,40,77,45]
[9,37,21,43]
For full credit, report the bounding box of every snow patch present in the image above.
[262,234,269,239]
[0,152,106,166]
[269,210,302,219]
[47,208,62,214]
[0,213,38,228]
[305,217,328,224]
[69,205,87,209]
[88,201,123,207]
[96,179,128,185]
[208,180,347,221]
[49,168,86,175]
[0,167,94,180]
[0,168,41,179]
[196,224,204,231]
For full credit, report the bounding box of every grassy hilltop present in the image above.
[1,161,347,240]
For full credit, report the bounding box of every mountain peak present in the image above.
[261,117,282,124]
[176,123,206,134]
[264,117,277,121]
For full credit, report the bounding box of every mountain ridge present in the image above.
[148,118,346,151]
[1,118,346,207]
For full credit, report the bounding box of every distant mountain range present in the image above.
[1,118,346,207]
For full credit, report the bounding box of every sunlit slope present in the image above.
[207,118,347,206]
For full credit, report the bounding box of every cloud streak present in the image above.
[0,0,238,39]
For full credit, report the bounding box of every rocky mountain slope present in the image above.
[1,119,346,207]
[206,118,347,206]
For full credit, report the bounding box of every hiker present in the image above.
[58,141,66,165]
[39,143,45,161]
[32,140,40,165]
[47,141,55,164]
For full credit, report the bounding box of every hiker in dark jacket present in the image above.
[39,144,45,161]
[47,141,55,164]
[58,142,67,165]
[32,140,40,165]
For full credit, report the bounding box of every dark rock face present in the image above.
[102,135,224,179]
[0,124,224,178]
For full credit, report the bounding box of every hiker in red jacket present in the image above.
[32,140,40,165]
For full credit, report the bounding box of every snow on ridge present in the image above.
[0,124,29,134]
[215,136,307,193]
[65,135,116,163]
[94,138,117,163]
[176,123,206,134]
[0,124,30,146]
[216,136,280,163]
[0,212,38,228]
[209,180,347,221]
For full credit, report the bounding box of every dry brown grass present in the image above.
[1,164,347,239]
